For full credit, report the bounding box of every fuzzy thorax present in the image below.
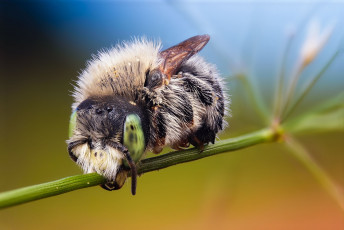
[72,39,162,110]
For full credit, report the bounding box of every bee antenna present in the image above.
[122,148,137,195]
[107,141,137,195]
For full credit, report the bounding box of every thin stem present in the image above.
[283,91,344,134]
[281,51,340,122]
[0,128,275,210]
[239,74,270,125]
[284,135,344,212]
[281,61,305,118]
[273,33,294,120]
[139,128,275,173]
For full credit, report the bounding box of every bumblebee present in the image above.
[67,35,228,195]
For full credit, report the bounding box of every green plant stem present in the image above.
[0,128,275,210]
[273,33,294,119]
[284,135,344,212]
[281,51,340,122]
[0,173,106,210]
[139,128,275,173]
[282,61,304,117]
[239,75,270,125]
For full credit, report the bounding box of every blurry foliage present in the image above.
[231,19,344,211]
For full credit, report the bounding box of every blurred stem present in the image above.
[284,135,344,212]
[0,128,275,209]
[273,33,294,120]
[281,51,340,122]
[239,74,270,124]
[283,91,344,134]
[281,61,305,118]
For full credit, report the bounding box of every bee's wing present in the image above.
[159,34,210,80]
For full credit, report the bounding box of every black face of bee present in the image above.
[75,96,149,143]
[68,95,151,195]
[68,35,228,195]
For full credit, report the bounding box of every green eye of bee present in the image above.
[123,114,145,164]
[69,110,77,138]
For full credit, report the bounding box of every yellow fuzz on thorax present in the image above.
[72,38,162,110]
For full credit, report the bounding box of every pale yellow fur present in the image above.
[72,38,162,110]
[74,143,123,181]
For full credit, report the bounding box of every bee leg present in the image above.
[140,87,163,107]
[153,144,164,154]
[171,138,190,150]
[171,145,183,151]
[120,147,137,195]
[189,136,206,152]
[153,86,194,152]
[67,139,87,162]
[101,182,116,191]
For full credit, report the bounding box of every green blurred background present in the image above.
[1,1,343,229]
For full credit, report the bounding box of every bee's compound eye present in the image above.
[123,114,145,164]
[69,110,77,138]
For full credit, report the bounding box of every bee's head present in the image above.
[67,96,148,195]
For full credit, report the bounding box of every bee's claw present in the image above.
[153,145,164,154]
[189,136,206,153]
[171,139,190,151]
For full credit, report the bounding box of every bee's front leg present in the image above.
[140,87,163,107]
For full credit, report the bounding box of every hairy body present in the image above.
[67,35,228,194]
